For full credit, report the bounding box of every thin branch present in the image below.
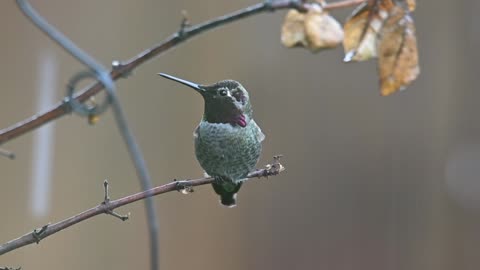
[0,159,285,256]
[0,0,364,145]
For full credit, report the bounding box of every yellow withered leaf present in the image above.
[377,6,419,96]
[343,3,379,62]
[378,0,415,12]
[88,114,100,125]
[281,9,308,48]
[383,0,416,12]
[407,0,416,11]
[304,5,344,52]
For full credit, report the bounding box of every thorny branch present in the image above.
[0,0,365,145]
[0,157,285,256]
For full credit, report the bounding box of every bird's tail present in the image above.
[211,180,242,208]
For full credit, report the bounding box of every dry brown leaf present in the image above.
[343,0,419,94]
[377,0,396,11]
[343,3,379,62]
[281,5,343,53]
[304,5,344,52]
[378,0,415,12]
[377,6,419,96]
[281,9,308,48]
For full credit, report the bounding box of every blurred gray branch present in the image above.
[15,1,160,269]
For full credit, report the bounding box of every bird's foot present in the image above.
[213,176,228,185]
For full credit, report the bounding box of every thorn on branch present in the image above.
[0,148,15,160]
[174,179,195,194]
[178,10,191,37]
[108,210,130,221]
[32,224,49,244]
[112,60,132,78]
[102,180,130,221]
[103,179,110,202]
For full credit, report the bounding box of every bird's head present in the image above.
[159,73,252,127]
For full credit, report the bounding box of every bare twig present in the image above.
[0,159,285,256]
[15,1,159,269]
[0,0,363,145]
[103,180,130,221]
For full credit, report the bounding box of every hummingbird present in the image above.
[159,73,265,207]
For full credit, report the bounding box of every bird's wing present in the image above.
[193,124,200,139]
[252,120,265,142]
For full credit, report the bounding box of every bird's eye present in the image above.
[232,90,246,104]
[219,89,228,96]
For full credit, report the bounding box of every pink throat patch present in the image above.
[235,114,247,127]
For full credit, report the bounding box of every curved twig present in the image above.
[15,1,159,269]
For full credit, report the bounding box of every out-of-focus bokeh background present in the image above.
[1,0,480,269]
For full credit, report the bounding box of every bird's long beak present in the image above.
[158,73,204,93]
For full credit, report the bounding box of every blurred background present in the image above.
[1,0,479,269]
